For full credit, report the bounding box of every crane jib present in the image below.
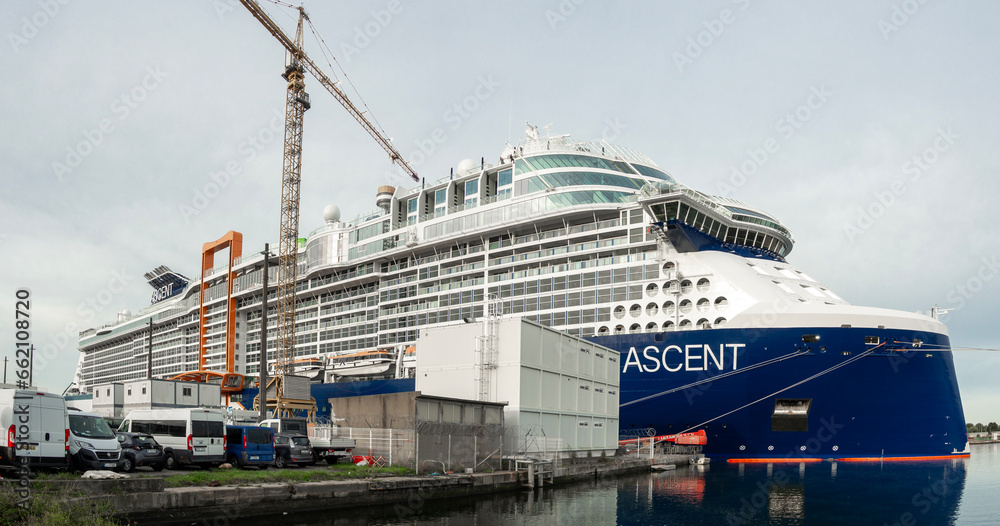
[238,0,419,182]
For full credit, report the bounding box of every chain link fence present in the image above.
[338,415,506,473]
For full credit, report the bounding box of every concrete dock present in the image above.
[48,454,696,522]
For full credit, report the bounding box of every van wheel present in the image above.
[164,454,177,470]
[274,455,287,469]
[228,454,240,469]
[120,457,135,473]
[325,456,338,465]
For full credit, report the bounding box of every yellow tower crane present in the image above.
[239,0,419,419]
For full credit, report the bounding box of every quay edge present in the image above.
[58,457,669,522]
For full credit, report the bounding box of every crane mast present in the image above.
[238,0,419,419]
[275,8,309,381]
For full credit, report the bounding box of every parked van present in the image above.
[67,408,121,471]
[0,389,69,471]
[119,408,226,469]
[225,425,274,469]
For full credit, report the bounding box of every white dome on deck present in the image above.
[323,204,341,223]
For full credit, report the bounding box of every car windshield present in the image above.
[69,414,116,439]
[292,437,310,446]
[135,436,158,448]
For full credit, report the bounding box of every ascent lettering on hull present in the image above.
[622,343,745,373]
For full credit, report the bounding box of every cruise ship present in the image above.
[75,124,968,460]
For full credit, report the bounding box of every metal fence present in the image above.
[338,419,626,473]
[342,427,416,467]
[339,417,505,473]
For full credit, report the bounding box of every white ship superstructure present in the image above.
[79,126,859,393]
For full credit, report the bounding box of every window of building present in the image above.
[498,169,512,187]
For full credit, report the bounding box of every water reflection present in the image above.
[221,457,969,526]
[619,458,967,526]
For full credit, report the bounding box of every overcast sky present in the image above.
[1,1,998,422]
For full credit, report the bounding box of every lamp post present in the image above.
[259,243,274,423]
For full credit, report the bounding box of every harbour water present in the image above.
[240,444,1000,525]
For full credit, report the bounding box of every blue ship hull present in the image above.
[592,326,968,460]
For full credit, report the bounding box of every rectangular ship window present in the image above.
[864,336,880,345]
[772,399,811,432]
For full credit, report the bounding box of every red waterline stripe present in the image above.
[837,454,971,462]
[726,458,823,464]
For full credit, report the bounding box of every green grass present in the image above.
[31,471,79,481]
[164,464,415,488]
[0,483,120,526]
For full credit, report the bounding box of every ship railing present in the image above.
[479,192,513,206]
[307,223,342,238]
[515,136,657,166]
[640,182,734,219]
[351,209,388,226]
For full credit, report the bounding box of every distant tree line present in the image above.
[966,422,999,433]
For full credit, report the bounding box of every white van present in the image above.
[0,389,70,471]
[67,408,121,471]
[119,408,226,469]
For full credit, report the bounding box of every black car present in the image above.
[115,432,166,472]
[273,433,314,468]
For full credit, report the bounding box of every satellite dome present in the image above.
[457,158,477,175]
[323,204,341,223]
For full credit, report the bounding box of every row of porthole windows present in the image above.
[613,297,729,319]
[597,317,728,334]
[645,277,711,297]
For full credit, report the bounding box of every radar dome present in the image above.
[323,204,341,223]
[457,158,477,175]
